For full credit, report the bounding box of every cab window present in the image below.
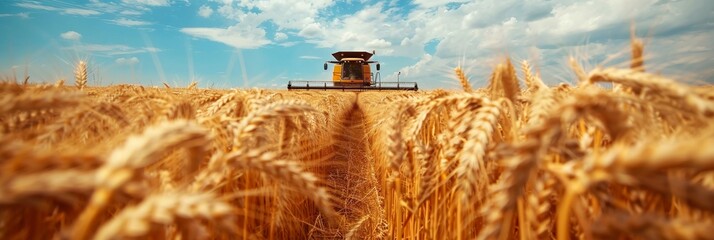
[342,62,364,80]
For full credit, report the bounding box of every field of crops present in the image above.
[2,40,714,240]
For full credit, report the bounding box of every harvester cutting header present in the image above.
[287,51,418,91]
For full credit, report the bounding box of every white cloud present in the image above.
[526,0,657,44]
[312,0,712,88]
[63,8,101,16]
[181,24,271,49]
[299,4,404,55]
[298,23,325,38]
[120,0,170,6]
[60,31,81,40]
[120,10,142,15]
[194,0,714,86]
[640,30,714,82]
[198,5,213,18]
[85,1,149,15]
[66,44,160,56]
[16,2,101,16]
[144,47,161,53]
[274,32,288,41]
[206,0,337,48]
[397,54,433,77]
[116,57,140,65]
[365,39,392,49]
[0,13,30,18]
[15,2,57,11]
[412,0,471,8]
[110,18,151,27]
[392,54,462,89]
[215,0,333,29]
[299,56,320,59]
[279,41,298,47]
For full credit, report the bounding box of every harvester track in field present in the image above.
[319,95,385,238]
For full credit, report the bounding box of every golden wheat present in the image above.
[1,33,713,240]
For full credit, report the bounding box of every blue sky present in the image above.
[1,0,713,89]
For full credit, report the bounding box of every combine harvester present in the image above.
[287,51,418,91]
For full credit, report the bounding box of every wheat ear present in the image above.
[569,57,587,84]
[455,66,473,92]
[387,101,416,178]
[588,68,713,116]
[501,58,521,104]
[75,61,87,90]
[630,24,645,72]
[187,81,198,90]
[0,170,96,204]
[220,148,338,220]
[232,99,317,149]
[72,120,211,240]
[0,90,80,116]
[344,215,370,240]
[457,99,502,205]
[94,192,236,240]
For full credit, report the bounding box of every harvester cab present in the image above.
[288,51,418,91]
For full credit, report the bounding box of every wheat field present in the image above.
[2,37,714,240]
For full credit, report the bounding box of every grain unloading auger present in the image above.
[287,51,418,91]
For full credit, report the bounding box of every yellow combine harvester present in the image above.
[287,51,418,91]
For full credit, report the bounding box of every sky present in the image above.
[1,0,713,89]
